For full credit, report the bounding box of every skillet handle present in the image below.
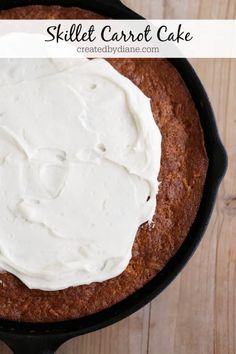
[0,335,68,354]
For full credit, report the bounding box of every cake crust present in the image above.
[0,5,208,322]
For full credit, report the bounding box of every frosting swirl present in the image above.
[0,58,161,290]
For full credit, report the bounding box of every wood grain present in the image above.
[0,1,235,353]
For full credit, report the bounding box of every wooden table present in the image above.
[0,1,235,353]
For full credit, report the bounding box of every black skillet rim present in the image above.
[0,0,227,339]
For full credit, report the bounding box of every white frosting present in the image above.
[0,58,161,290]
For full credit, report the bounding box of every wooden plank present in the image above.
[58,305,150,354]
[148,56,235,353]
[123,0,236,19]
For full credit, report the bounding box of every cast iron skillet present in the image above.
[0,0,228,353]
